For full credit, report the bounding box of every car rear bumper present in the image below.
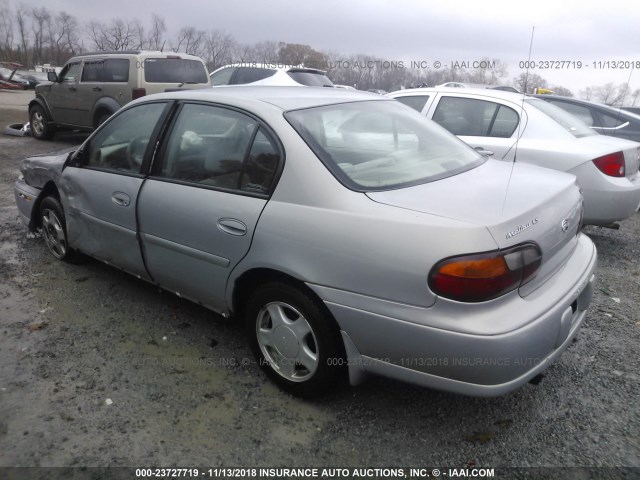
[310,233,597,396]
[14,178,41,229]
[572,162,640,225]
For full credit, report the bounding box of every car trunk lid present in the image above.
[366,159,583,296]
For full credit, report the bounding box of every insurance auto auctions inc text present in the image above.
[232,467,495,478]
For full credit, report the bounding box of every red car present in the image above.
[0,62,26,90]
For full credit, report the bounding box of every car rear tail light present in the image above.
[593,151,625,177]
[132,88,146,99]
[428,244,542,303]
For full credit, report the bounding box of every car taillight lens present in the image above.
[428,244,542,303]
[132,88,146,99]
[593,152,625,177]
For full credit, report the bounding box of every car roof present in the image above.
[211,63,327,75]
[69,50,205,61]
[390,86,530,102]
[137,85,387,111]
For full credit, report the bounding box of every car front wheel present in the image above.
[29,105,53,140]
[39,196,82,262]
[245,282,346,397]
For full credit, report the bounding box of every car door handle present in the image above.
[111,192,131,207]
[217,218,247,236]
[474,147,494,156]
[68,86,76,92]
[93,86,102,92]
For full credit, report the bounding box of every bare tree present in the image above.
[232,43,254,63]
[467,58,508,84]
[0,0,14,59]
[172,26,205,56]
[513,72,547,94]
[30,6,51,64]
[204,30,236,70]
[632,89,640,106]
[15,5,29,65]
[580,87,593,101]
[551,86,573,97]
[87,18,141,51]
[594,82,618,105]
[247,40,278,64]
[148,13,166,51]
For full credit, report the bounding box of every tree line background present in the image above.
[1,0,638,104]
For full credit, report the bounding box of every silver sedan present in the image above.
[388,87,640,227]
[15,87,597,397]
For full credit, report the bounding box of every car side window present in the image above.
[81,59,129,83]
[210,67,235,86]
[433,97,518,138]
[83,102,167,173]
[395,95,429,112]
[231,67,276,85]
[549,101,596,126]
[158,104,280,194]
[597,111,626,128]
[60,63,81,83]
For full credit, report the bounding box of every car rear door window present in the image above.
[158,104,280,194]
[83,102,167,173]
[395,95,429,112]
[433,97,518,138]
[81,59,129,82]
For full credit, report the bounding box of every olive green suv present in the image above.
[29,50,210,140]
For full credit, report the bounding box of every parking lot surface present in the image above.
[0,107,639,473]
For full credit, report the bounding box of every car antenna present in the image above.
[514,26,535,164]
[502,27,534,218]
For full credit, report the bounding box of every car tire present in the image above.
[245,282,346,397]
[39,196,83,263]
[29,105,53,140]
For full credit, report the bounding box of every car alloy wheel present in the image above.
[38,196,83,263]
[29,105,52,140]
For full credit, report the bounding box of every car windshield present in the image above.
[526,98,597,138]
[285,100,484,191]
[143,58,208,84]
[287,70,334,87]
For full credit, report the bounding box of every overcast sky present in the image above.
[20,0,640,94]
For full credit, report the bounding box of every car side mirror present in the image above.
[47,71,58,82]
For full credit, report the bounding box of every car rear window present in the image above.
[287,70,334,87]
[143,58,208,84]
[526,98,597,138]
[285,100,484,191]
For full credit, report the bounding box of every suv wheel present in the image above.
[29,105,53,140]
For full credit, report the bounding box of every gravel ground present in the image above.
[0,107,639,476]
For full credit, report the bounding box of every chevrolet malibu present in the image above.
[388,87,640,227]
[14,87,597,397]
